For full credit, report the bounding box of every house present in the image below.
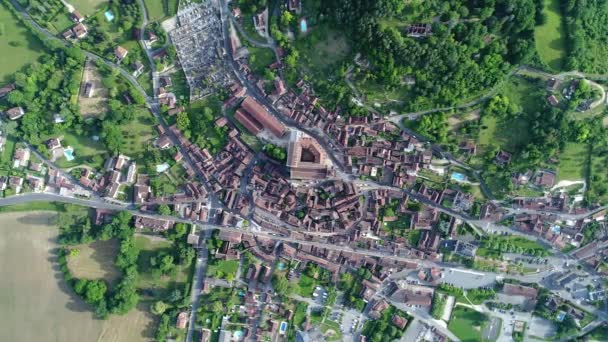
[547,95,559,106]
[12,148,30,168]
[0,176,7,191]
[160,76,173,88]
[168,106,185,116]
[391,315,408,330]
[72,23,88,38]
[70,11,84,22]
[46,138,62,150]
[231,7,241,18]
[132,61,145,76]
[534,170,556,188]
[287,0,302,13]
[5,106,25,120]
[9,176,23,193]
[84,82,95,98]
[115,46,129,61]
[134,216,174,231]
[458,140,477,155]
[0,83,16,98]
[176,311,188,329]
[495,150,512,166]
[236,96,287,137]
[156,135,173,149]
[148,31,158,43]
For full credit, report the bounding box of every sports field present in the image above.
[0,4,45,83]
[534,0,566,70]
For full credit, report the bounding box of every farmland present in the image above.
[0,3,45,83]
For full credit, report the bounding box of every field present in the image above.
[79,59,109,118]
[248,46,276,76]
[206,259,239,280]
[557,142,588,181]
[296,24,350,76]
[534,0,566,70]
[54,131,109,169]
[143,0,178,21]
[70,0,108,17]
[67,239,121,284]
[135,235,189,290]
[0,4,45,83]
[448,306,491,342]
[121,106,157,157]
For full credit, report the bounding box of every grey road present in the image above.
[186,234,209,342]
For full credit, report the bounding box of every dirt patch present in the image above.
[448,109,481,129]
[67,239,121,284]
[78,59,108,119]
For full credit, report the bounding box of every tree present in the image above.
[281,10,294,27]
[272,274,292,296]
[152,301,168,315]
[176,111,191,132]
[158,204,172,216]
[84,280,107,304]
[101,122,124,152]
[212,301,224,312]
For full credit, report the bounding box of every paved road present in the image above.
[185,234,209,342]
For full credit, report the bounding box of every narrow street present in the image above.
[185,232,209,342]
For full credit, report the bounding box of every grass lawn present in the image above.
[310,311,342,341]
[143,0,178,21]
[70,0,108,17]
[448,306,490,342]
[557,142,589,181]
[48,10,74,34]
[121,106,157,157]
[0,3,45,83]
[134,235,189,290]
[534,0,566,70]
[248,46,275,76]
[296,23,350,76]
[170,68,189,101]
[67,239,121,284]
[207,259,239,279]
[297,274,316,297]
[54,131,109,169]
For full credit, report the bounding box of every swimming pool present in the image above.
[277,262,285,271]
[279,321,287,333]
[104,10,115,22]
[300,19,307,33]
[450,172,466,182]
[156,163,170,173]
[63,147,75,161]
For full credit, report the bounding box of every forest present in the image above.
[321,0,545,110]
[562,0,608,73]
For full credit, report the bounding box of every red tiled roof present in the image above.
[241,97,286,137]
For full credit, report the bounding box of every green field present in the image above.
[70,0,108,17]
[534,0,566,70]
[121,106,157,157]
[296,24,350,76]
[557,142,588,181]
[135,235,189,290]
[54,131,109,169]
[448,306,491,342]
[143,0,178,21]
[207,259,239,280]
[0,4,45,83]
[248,46,276,76]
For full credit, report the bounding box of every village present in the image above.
[0,0,608,342]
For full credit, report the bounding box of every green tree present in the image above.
[152,301,168,315]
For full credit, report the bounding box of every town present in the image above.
[0,0,607,342]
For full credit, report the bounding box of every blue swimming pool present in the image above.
[64,147,75,161]
[450,172,466,182]
[300,19,308,33]
[280,321,287,333]
[104,10,115,22]
[277,262,285,271]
